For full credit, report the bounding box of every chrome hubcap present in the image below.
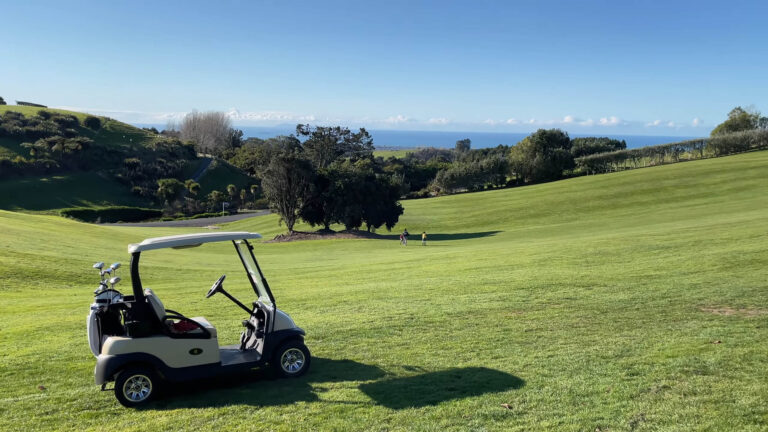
[281,348,305,374]
[123,374,152,402]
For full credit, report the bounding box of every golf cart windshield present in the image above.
[234,240,274,306]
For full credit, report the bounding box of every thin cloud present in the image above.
[427,117,450,125]
[383,114,411,125]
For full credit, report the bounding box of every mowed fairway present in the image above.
[1,151,767,431]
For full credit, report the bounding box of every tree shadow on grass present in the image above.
[151,358,386,409]
[358,367,525,409]
[377,231,502,242]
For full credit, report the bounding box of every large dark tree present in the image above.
[228,135,302,176]
[509,129,573,183]
[260,154,314,233]
[296,124,374,168]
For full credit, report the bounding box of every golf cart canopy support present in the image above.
[128,232,272,305]
[128,232,262,253]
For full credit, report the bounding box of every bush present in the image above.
[84,116,102,130]
[59,206,162,223]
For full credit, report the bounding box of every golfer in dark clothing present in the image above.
[402,229,409,246]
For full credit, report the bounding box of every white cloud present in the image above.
[505,118,519,125]
[483,118,498,125]
[667,121,676,128]
[598,116,621,126]
[645,119,663,127]
[428,117,450,125]
[526,118,536,124]
[563,115,576,124]
[383,114,411,124]
[579,118,595,127]
[692,117,701,127]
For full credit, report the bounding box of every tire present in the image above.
[272,341,311,378]
[114,366,159,407]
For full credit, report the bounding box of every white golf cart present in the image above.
[87,232,310,407]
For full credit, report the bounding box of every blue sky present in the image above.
[2,0,766,135]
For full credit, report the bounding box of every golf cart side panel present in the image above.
[95,353,223,385]
[102,336,220,368]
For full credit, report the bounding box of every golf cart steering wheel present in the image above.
[206,275,226,298]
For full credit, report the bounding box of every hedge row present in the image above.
[575,129,768,174]
[59,206,162,223]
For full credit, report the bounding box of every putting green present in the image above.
[1,151,767,431]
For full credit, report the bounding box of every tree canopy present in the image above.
[509,129,573,183]
[711,107,768,136]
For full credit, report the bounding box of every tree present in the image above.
[156,178,185,203]
[509,129,573,183]
[296,124,374,168]
[226,184,238,206]
[184,179,200,196]
[260,154,314,233]
[455,138,471,153]
[83,116,102,131]
[180,111,234,155]
[711,107,767,136]
[0,96,6,105]
[228,136,302,176]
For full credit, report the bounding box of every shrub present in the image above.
[59,206,162,223]
[84,116,102,130]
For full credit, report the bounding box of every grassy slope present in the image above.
[195,159,255,196]
[0,151,767,431]
[0,106,255,211]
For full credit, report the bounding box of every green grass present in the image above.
[0,172,151,212]
[374,148,415,158]
[1,151,767,431]
[195,159,255,196]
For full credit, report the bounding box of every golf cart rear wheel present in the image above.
[273,341,311,377]
[114,366,158,407]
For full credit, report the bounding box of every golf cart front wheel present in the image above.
[114,366,158,407]
[273,341,311,378]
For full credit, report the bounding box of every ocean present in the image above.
[237,127,700,150]
[136,124,699,150]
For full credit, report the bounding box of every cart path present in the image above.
[191,157,213,182]
[103,210,271,227]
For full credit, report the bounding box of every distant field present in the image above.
[0,150,766,431]
[374,148,415,158]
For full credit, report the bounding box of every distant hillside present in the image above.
[0,106,254,213]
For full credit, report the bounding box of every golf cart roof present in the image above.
[128,232,262,253]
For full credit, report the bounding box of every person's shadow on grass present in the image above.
[380,231,502,242]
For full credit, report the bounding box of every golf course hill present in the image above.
[0,105,252,213]
[0,148,766,429]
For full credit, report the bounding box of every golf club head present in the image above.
[100,269,112,277]
[110,262,121,271]
[109,276,121,286]
[93,262,104,270]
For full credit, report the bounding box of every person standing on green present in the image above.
[421,231,427,246]
[402,228,409,246]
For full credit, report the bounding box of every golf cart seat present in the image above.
[144,288,217,338]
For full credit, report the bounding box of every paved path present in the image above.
[105,210,271,227]
[190,157,213,181]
